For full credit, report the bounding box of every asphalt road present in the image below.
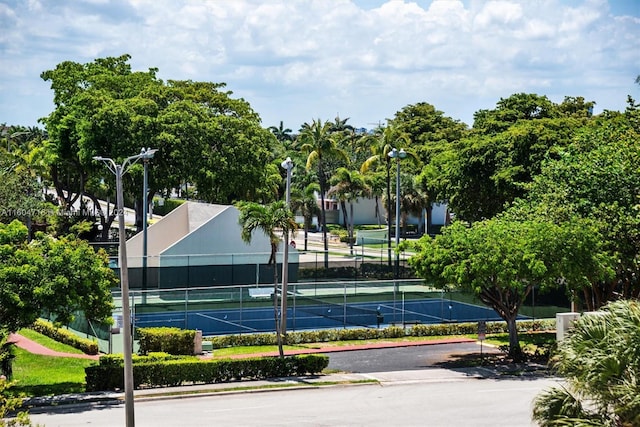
[29,369,557,427]
[327,342,500,373]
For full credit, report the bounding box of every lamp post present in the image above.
[388,148,406,279]
[93,152,151,427]
[140,148,158,305]
[280,157,293,337]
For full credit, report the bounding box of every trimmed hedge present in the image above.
[298,263,413,280]
[207,319,556,348]
[137,327,196,355]
[152,198,185,216]
[85,354,329,392]
[30,319,99,355]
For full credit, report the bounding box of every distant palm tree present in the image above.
[236,200,297,358]
[297,119,348,268]
[533,299,640,426]
[329,115,354,133]
[327,168,371,255]
[290,182,321,251]
[360,125,410,265]
[398,174,429,236]
[268,121,293,143]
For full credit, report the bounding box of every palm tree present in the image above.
[533,299,640,426]
[236,200,297,358]
[297,119,349,268]
[360,125,410,266]
[329,115,354,134]
[268,121,293,143]
[327,168,371,255]
[399,174,430,237]
[290,183,321,251]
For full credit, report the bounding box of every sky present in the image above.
[1,0,639,131]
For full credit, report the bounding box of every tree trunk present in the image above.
[480,287,526,362]
[506,315,524,362]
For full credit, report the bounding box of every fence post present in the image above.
[184,289,189,329]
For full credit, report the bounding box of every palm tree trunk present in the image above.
[340,200,348,229]
[319,165,329,269]
[349,201,354,255]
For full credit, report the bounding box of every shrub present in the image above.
[206,319,556,348]
[1,378,33,426]
[85,354,329,391]
[137,327,196,356]
[30,319,99,355]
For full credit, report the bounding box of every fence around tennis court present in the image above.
[56,278,570,354]
[117,279,567,335]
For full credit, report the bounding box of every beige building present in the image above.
[125,202,299,289]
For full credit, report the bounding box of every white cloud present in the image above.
[0,0,638,130]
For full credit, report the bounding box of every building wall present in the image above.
[126,202,191,268]
[125,202,299,289]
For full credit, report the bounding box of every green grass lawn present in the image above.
[6,330,94,397]
[5,328,556,397]
[8,347,94,397]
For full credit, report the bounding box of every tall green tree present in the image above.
[297,119,348,268]
[360,124,411,265]
[533,299,640,426]
[0,220,115,338]
[426,93,593,222]
[518,108,640,310]
[405,217,612,360]
[236,201,297,358]
[41,54,274,239]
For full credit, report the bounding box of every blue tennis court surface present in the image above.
[133,298,528,336]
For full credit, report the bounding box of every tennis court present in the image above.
[131,293,526,336]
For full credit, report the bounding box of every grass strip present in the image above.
[17,328,85,355]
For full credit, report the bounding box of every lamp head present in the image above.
[281,157,293,170]
[141,148,158,159]
[388,148,407,159]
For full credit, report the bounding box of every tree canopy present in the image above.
[513,107,640,310]
[39,54,275,237]
[0,220,115,337]
[422,94,595,221]
[405,216,612,359]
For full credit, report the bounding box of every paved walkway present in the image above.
[215,337,476,359]
[7,333,100,360]
[8,331,474,361]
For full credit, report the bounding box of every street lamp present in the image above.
[388,148,406,279]
[280,157,293,337]
[93,151,151,427]
[3,130,31,151]
[140,148,158,305]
